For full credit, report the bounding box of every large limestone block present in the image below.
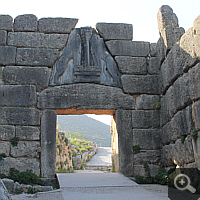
[164,26,185,50]
[0,141,10,156]
[41,110,56,178]
[0,46,16,65]
[161,144,175,166]
[38,84,135,110]
[179,28,196,61]
[150,43,157,57]
[14,14,38,32]
[156,36,166,67]
[157,5,178,32]
[0,85,36,107]
[160,94,170,126]
[189,63,200,101]
[193,100,200,129]
[10,141,40,158]
[8,32,68,49]
[133,129,161,150]
[38,18,78,33]
[3,66,51,92]
[96,23,133,40]
[161,136,195,167]
[0,125,15,140]
[172,136,195,166]
[16,126,40,140]
[134,150,160,165]
[115,56,147,75]
[170,106,195,142]
[193,15,200,58]
[161,122,171,145]
[0,107,41,126]
[132,110,160,129]
[148,57,159,75]
[106,40,150,57]
[116,110,133,176]
[16,48,60,66]
[0,157,40,176]
[192,132,200,168]
[0,15,13,31]
[121,75,160,94]
[0,30,7,46]
[136,94,160,110]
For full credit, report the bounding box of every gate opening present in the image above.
[55,109,119,173]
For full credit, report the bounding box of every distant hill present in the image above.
[57,115,111,147]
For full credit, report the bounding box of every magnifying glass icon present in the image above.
[174,174,196,193]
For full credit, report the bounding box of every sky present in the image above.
[1,0,199,125]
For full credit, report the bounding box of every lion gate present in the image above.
[0,5,200,178]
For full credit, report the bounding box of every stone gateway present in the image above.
[0,5,200,179]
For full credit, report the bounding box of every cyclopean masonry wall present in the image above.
[0,5,199,178]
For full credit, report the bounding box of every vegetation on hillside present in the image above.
[57,115,111,147]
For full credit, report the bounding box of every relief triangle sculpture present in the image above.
[49,27,122,88]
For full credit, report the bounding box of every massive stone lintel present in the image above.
[49,27,122,88]
[38,84,135,110]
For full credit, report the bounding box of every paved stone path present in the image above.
[86,147,112,170]
[57,171,168,200]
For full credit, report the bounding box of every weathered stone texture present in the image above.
[16,48,59,66]
[14,14,38,32]
[121,75,160,94]
[41,110,56,178]
[0,141,10,156]
[106,40,150,57]
[189,63,200,101]
[2,179,14,193]
[3,66,51,92]
[132,110,160,129]
[16,126,40,140]
[0,179,11,200]
[116,110,133,176]
[148,57,159,75]
[169,106,194,142]
[133,129,161,150]
[164,26,185,50]
[134,164,160,177]
[150,43,157,57]
[96,23,133,40]
[193,16,200,58]
[162,136,195,166]
[0,108,41,125]
[193,100,200,130]
[10,141,40,158]
[0,30,7,46]
[0,85,36,107]
[134,150,160,164]
[157,5,184,51]
[192,132,200,168]
[8,32,68,49]
[0,125,15,140]
[115,56,147,75]
[0,15,13,31]
[156,36,166,67]
[136,94,160,110]
[0,46,16,65]
[38,18,78,33]
[0,67,3,85]
[0,157,40,176]
[38,84,135,110]
[157,5,179,32]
